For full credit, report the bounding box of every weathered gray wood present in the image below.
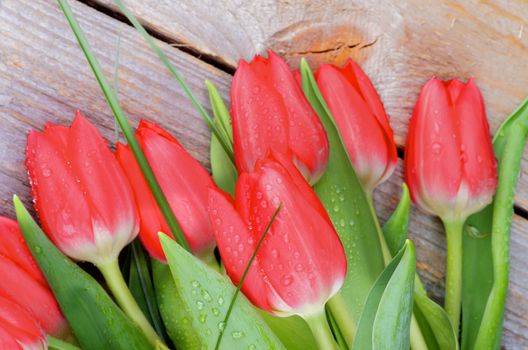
[95,0,528,212]
[0,0,526,347]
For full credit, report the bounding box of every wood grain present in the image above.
[94,0,528,212]
[0,0,526,347]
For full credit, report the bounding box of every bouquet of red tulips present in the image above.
[2,1,528,349]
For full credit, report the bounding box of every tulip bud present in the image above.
[315,59,398,192]
[117,120,217,261]
[208,153,346,317]
[25,112,139,265]
[404,77,497,222]
[231,50,329,185]
[0,297,47,350]
[0,217,67,337]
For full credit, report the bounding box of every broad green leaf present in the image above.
[300,60,385,321]
[14,197,152,350]
[206,81,238,195]
[462,98,528,350]
[128,240,170,344]
[413,291,458,350]
[258,312,318,350]
[382,184,411,255]
[353,240,416,350]
[152,260,201,349]
[159,234,286,349]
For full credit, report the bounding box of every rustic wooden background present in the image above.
[0,0,526,347]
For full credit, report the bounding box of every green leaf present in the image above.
[382,184,411,256]
[462,98,528,350]
[353,240,416,350]
[413,290,459,350]
[47,336,81,350]
[206,81,238,195]
[13,196,152,350]
[57,0,191,252]
[159,234,286,349]
[127,240,170,344]
[152,260,202,349]
[258,312,318,350]
[300,59,385,321]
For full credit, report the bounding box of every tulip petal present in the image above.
[247,158,346,314]
[0,297,46,350]
[208,188,278,312]
[26,129,94,258]
[456,79,497,205]
[137,124,215,255]
[116,144,172,262]
[67,112,138,262]
[414,78,462,211]
[0,217,46,286]
[0,255,64,335]
[317,64,391,190]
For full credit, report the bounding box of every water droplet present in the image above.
[293,251,300,259]
[41,167,52,177]
[34,246,42,254]
[255,192,263,199]
[191,281,200,288]
[349,220,355,227]
[465,225,489,238]
[218,321,226,331]
[339,219,346,227]
[283,234,289,243]
[333,205,340,213]
[206,329,212,336]
[212,307,220,316]
[260,200,268,208]
[432,142,442,155]
[201,290,212,302]
[217,297,224,305]
[196,301,204,310]
[295,263,303,272]
[198,313,207,323]
[281,274,293,286]
[271,249,279,259]
[248,345,257,350]
[231,331,244,339]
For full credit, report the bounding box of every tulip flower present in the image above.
[208,153,346,349]
[117,120,217,262]
[0,296,47,350]
[0,217,67,337]
[26,112,160,344]
[404,77,497,334]
[315,59,398,193]
[25,112,139,265]
[231,50,329,185]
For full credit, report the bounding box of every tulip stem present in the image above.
[97,258,162,347]
[304,310,339,350]
[443,219,464,338]
[327,293,356,347]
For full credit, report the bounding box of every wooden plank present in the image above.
[94,0,528,212]
[0,0,526,346]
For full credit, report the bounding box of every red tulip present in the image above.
[0,217,67,337]
[25,112,139,265]
[315,59,398,192]
[231,50,329,185]
[208,154,346,316]
[0,296,47,350]
[404,77,497,221]
[117,120,216,261]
